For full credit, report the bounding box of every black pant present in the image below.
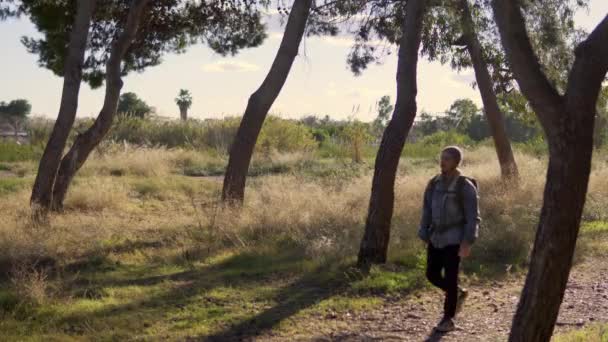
[426,243,461,319]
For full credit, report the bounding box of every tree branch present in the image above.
[566,15,608,114]
[491,0,563,131]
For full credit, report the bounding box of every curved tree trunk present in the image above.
[180,107,188,121]
[459,0,518,180]
[357,0,427,266]
[221,0,312,204]
[50,0,151,211]
[492,3,608,341]
[30,0,96,214]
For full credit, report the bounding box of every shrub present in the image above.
[0,142,41,162]
[107,116,315,155]
[404,130,475,159]
[256,116,316,155]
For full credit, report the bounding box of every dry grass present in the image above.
[0,146,606,294]
[1,146,608,340]
[0,148,608,272]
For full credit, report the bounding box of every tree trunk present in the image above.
[459,0,518,180]
[492,3,608,341]
[357,0,427,266]
[221,0,312,204]
[30,0,96,213]
[180,107,188,121]
[50,0,151,211]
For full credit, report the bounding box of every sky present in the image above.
[0,2,606,122]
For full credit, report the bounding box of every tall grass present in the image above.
[0,148,547,269]
[107,116,316,154]
[0,146,606,291]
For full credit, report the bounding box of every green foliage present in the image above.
[404,131,474,159]
[340,120,373,163]
[372,95,393,137]
[0,99,31,118]
[0,142,41,162]
[0,177,29,194]
[256,117,316,156]
[175,89,193,111]
[18,0,267,88]
[594,86,608,147]
[447,98,479,132]
[107,116,315,155]
[415,111,441,137]
[413,97,542,145]
[420,130,473,148]
[117,92,153,119]
[554,323,608,342]
[515,135,548,157]
[25,118,52,147]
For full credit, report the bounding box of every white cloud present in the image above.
[269,32,284,40]
[450,72,476,85]
[306,35,388,48]
[320,36,357,47]
[202,61,260,73]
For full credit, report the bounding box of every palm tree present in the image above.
[175,89,193,121]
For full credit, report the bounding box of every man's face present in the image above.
[440,151,459,174]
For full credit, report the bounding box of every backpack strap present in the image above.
[456,176,467,214]
[456,175,478,213]
[426,175,440,195]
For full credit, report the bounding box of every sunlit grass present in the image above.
[0,145,607,339]
[554,323,608,342]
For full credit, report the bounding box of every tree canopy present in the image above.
[15,0,267,88]
[117,92,152,118]
[338,0,587,93]
[175,89,193,110]
[0,99,32,118]
[447,98,479,130]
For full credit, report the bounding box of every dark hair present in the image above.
[442,146,463,164]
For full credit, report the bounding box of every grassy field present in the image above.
[555,323,608,342]
[0,145,607,340]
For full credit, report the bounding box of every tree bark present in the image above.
[357,0,427,265]
[459,0,518,180]
[50,0,151,211]
[180,107,188,121]
[492,3,608,341]
[221,0,312,204]
[30,0,96,213]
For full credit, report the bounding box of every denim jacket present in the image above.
[418,171,480,248]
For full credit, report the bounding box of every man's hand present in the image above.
[459,242,472,258]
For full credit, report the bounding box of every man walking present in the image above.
[418,146,480,332]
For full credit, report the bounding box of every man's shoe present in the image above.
[455,287,469,315]
[434,317,456,333]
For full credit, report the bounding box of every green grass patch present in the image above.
[576,221,608,259]
[554,323,608,342]
[581,221,608,235]
[0,242,430,341]
[0,142,41,162]
[350,265,426,294]
[0,177,28,194]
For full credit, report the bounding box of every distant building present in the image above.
[0,120,29,144]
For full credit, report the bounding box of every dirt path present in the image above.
[263,257,608,341]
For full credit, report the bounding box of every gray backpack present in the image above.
[426,175,478,231]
